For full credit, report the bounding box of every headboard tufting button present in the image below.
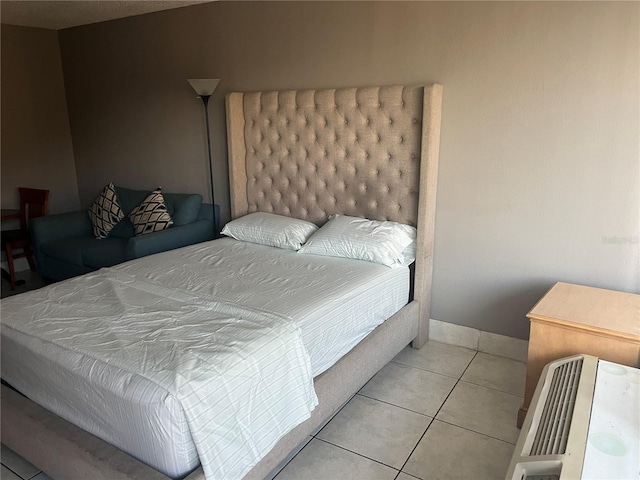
[239,85,426,227]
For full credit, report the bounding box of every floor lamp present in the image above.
[188,78,220,238]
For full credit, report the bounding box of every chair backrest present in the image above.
[18,188,49,230]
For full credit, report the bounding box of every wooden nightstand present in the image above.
[517,282,640,428]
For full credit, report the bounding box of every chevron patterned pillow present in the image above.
[129,188,174,235]
[88,182,125,239]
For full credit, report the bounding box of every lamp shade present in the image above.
[188,79,220,96]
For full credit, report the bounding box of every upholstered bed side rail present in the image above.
[1,385,170,480]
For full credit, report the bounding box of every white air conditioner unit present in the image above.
[506,354,640,480]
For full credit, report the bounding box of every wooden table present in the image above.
[518,281,640,427]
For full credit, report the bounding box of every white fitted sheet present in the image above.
[1,238,409,478]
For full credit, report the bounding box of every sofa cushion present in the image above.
[163,193,203,226]
[40,237,127,267]
[129,189,174,235]
[88,183,124,239]
[107,186,149,240]
[114,186,150,215]
[109,217,136,239]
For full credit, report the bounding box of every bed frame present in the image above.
[1,84,442,480]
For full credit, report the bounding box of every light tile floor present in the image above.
[0,445,51,480]
[0,341,525,480]
[275,341,525,480]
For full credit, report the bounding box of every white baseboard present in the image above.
[429,318,528,363]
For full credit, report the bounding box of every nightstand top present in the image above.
[527,282,640,341]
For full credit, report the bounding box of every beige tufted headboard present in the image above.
[226,84,442,347]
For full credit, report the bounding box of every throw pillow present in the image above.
[88,182,124,239]
[129,188,174,235]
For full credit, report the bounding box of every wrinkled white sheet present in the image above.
[118,237,410,376]
[1,268,318,480]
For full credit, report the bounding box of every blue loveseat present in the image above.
[31,186,219,282]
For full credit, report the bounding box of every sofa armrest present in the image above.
[30,211,93,248]
[125,220,215,259]
[30,212,94,279]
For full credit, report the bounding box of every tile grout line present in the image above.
[395,350,480,477]
[433,419,518,446]
[355,392,435,419]
[273,390,362,478]
[429,355,521,446]
[390,359,468,380]
[313,437,402,474]
[1,463,31,480]
[456,377,525,398]
[390,358,525,397]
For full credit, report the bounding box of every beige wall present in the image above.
[1,24,79,215]
[58,1,639,339]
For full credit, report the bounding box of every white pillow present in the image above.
[221,212,319,250]
[298,214,416,267]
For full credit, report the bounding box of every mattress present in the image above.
[1,238,409,478]
[116,238,410,376]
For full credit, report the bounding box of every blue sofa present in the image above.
[31,186,219,282]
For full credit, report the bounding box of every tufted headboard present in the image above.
[226,84,442,347]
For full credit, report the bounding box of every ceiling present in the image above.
[0,1,215,30]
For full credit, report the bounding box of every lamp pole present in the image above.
[188,79,220,239]
[200,94,215,237]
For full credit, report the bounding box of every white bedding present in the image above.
[2,267,317,480]
[116,238,410,376]
[1,238,409,479]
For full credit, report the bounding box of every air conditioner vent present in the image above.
[528,358,583,456]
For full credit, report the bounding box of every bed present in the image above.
[1,83,443,480]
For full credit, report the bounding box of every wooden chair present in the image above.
[1,188,49,289]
